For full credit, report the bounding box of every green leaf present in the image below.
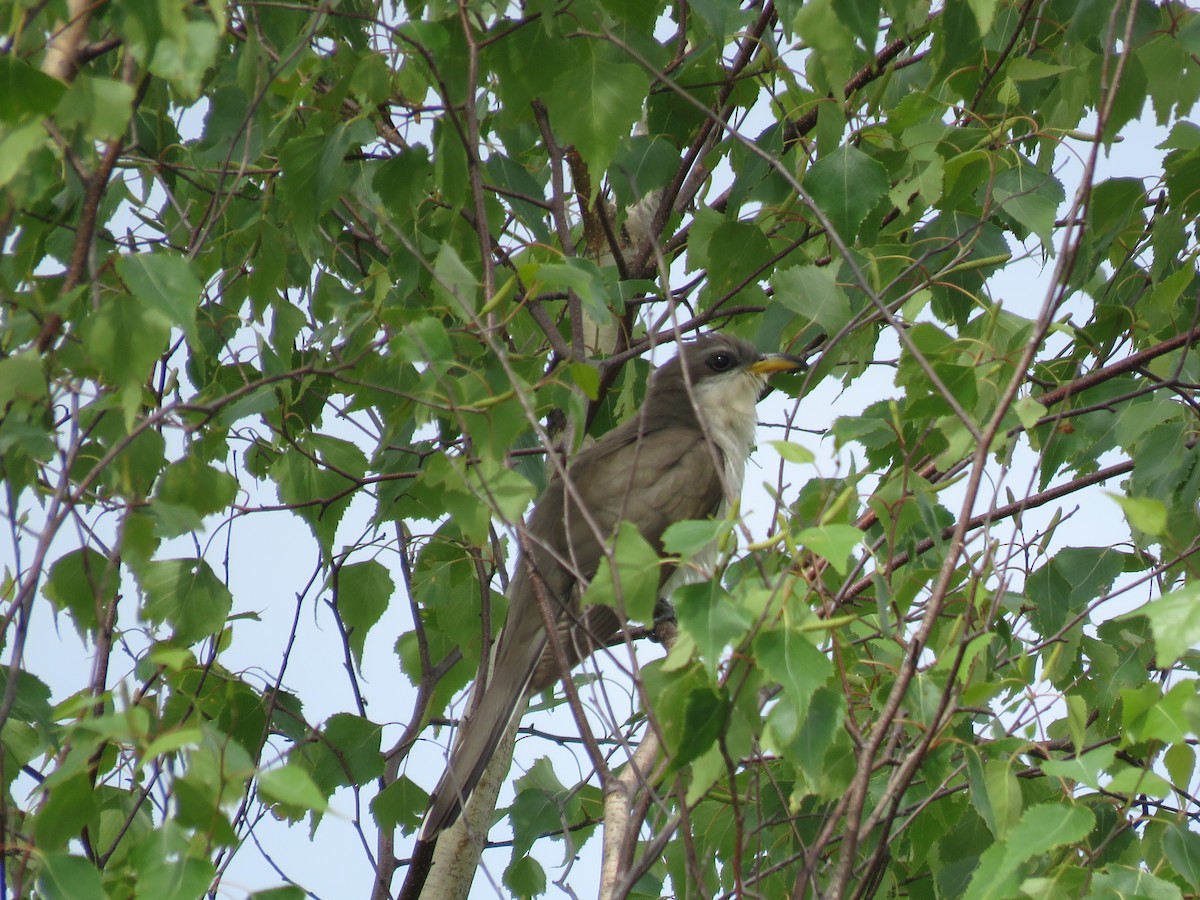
[142,725,205,764]
[152,455,238,537]
[1039,745,1115,791]
[1090,866,1184,900]
[961,841,1019,899]
[1006,58,1072,82]
[1106,765,1172,798]
[610,134,680,212]
[767,440,816,465]
[1164,822,1200,889]
[642,662,729,772]
[35,853,105,900]
[415,455,490,545]
[336,561,394,669]
[55,75,135,139]
[831,0,879,48]
[568,362,601,400]
[661,518,731,557]
[991,161,1065,249]
[0,668,53,729]
[140,558,233,644]
[673,581,754,676]
[42,547,119,637]
[673,682,727,770]
[391,317,455,371]
[689,0,754,40]
[754,626,831,715]
[966,0,996,35]
[0,350,47,410]
[465,460,536,523]
[773,265,853,336]
[804,145,889,243]
[1164,742,1195,793]
[35,774,96,851]
[995,77,1020,109]
[0,56,66,121]
[1140,33,1200,126]
[1128,583,1200,667]
[433,241,479,317]
[531,259,612,325]
[510,757,571,855]
[703,220,772,301]
[1109,492,1167,537]
[258,764,328,814]
[142,14,220,99]
[1122,681,1192,745]
[271,438,367,557]
[542,48,650,191]
[484,152,551,243]
[580,522,662,622]
[373,146,432,224]
[790,686,846,790]
[795,524,863,575]
[116,252,203,348]
[963,802,1094,900]
[982,758,1022,838]
[504,855,547,899]
[80,295,170,414]
[121,511,160,576]
[1028,547,1125,637]
[249,888,308,900]
[371,776,427,835]
[685,207,724,273]
[278,125,356,250]
[130,849,216,900]
[794,0,857,93]
[0,120,46,187]
[307,713,384,794]
[1013,396,1046,431]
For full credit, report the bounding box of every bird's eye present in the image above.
[708,352,736,372]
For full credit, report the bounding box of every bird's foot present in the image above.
[651,598,677,645]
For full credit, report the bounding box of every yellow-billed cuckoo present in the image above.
[411,333,803,864]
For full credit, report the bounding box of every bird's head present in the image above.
[654,332,805,396]
[645,333,806,435]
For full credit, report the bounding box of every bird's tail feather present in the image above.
[418,632,547,840]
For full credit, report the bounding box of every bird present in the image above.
[405,332,804,890]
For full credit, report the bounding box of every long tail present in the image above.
[417,695,521,840]
[397,629,544,900]
[418,629,546,840]
[401,546,575,897]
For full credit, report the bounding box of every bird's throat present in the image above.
[691,369,764,500]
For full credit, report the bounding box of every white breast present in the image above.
[692,368,764,502]
[662,368,764,590]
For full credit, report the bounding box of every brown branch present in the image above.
[522,534,613,786]
[782,31,930,147]
[632,0,778,276]
[967,0,1039,114]
[598,625,675,900]
[38,58,146,353]
[457,5,497,328]
[532,100,578,260]
[1034,324,1200,410]
[372,525,463,900]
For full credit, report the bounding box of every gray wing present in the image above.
[420,424,724,837]
[524,423,725,689]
